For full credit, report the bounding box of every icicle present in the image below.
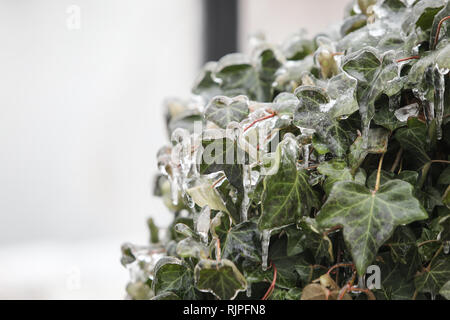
[246,284,252,298]
[433,65,448,140]
[394,103,420,122]
[444,241,450,255]
[240,165,251,222]
[196,206,211,244]
[303,144,310,169]
[261,229,271,271]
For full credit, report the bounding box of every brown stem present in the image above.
[431,160,450,165]
[261,261,277,300]
[327,263,355,276]
[417,239,440,247]
[374,153,385,193]
[244,111,276,132]
[433,16,450,50]
[396,56,420,63]
[390,148,403,173]
[211,175,226,188]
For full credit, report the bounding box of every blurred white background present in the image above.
[0,0,348,299]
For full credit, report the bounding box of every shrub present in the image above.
[122,0,450,300]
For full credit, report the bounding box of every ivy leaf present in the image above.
[293,86,350,156]
[317,180,428,274]
[222,221,262,267]
[439,280,450,299]
[374,252,419,300]
[342,48,382,140]
[286,218,334,262]
[395,118,431,165]
[194,259,247,300]
[151,292,181,300]
[259,136,320,230]
[415,257,450,295]
[318,159,366,195]
[186,182,228,212]
[199,137,246,192]
[204,95,249,129]
[153,257,197,299]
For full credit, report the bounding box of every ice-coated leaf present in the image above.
[194,259,247,300]
[151,292,181,300]
[199,137,246,192]
[259,137,320,230]
[186,183,228,212]
[204,95,249,129]
[317,180,428,274]
[176,237,209,259]
[342,48,381,83]
[293,86,350,156]
[222,221,262,267]
[153,257,195,299]
[415,257,450,295]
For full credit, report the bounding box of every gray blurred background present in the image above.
[0,0,349,299]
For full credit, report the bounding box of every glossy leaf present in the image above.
[317,180,428,274]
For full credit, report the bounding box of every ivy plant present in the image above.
[122,0,450,300]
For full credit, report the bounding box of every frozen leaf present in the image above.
[204,95,249,129]
[194,259,247,300]
[259,137,320,230]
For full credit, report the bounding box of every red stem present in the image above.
[261,262,277,300]
[433,16,450,50]
[244,111,276,132]
[396,56,420,63]
[327,263,355,276]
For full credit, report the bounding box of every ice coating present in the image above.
[261,229,271,271]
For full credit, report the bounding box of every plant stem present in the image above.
[211,175,226,188]
[417,239,440,247]
[433,16,450,50]
[390,148,403,173]
[396,56,420,63]
[243,111,276,132]
[374,153,385,192]
[431,159,450,164]
[261,261,277,300]
[327,263,355,276]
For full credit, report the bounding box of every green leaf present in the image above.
[439,280,450,299]
[415,256,450,295]
[199,137,246,192]
[222,221,262,267]
[204,95,249,129]
[342,48,381,83]
[395,118,431,165]
[293,86,351,156]
[151,292,181,300]
[317,180,428,274]
[153,257,195,299]
[194,259,247,300]
[259,136,320,230]
[374,252,418,300]
[286,218,334,262]
[318,159,365,195]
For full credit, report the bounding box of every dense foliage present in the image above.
[122,0,450,300]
